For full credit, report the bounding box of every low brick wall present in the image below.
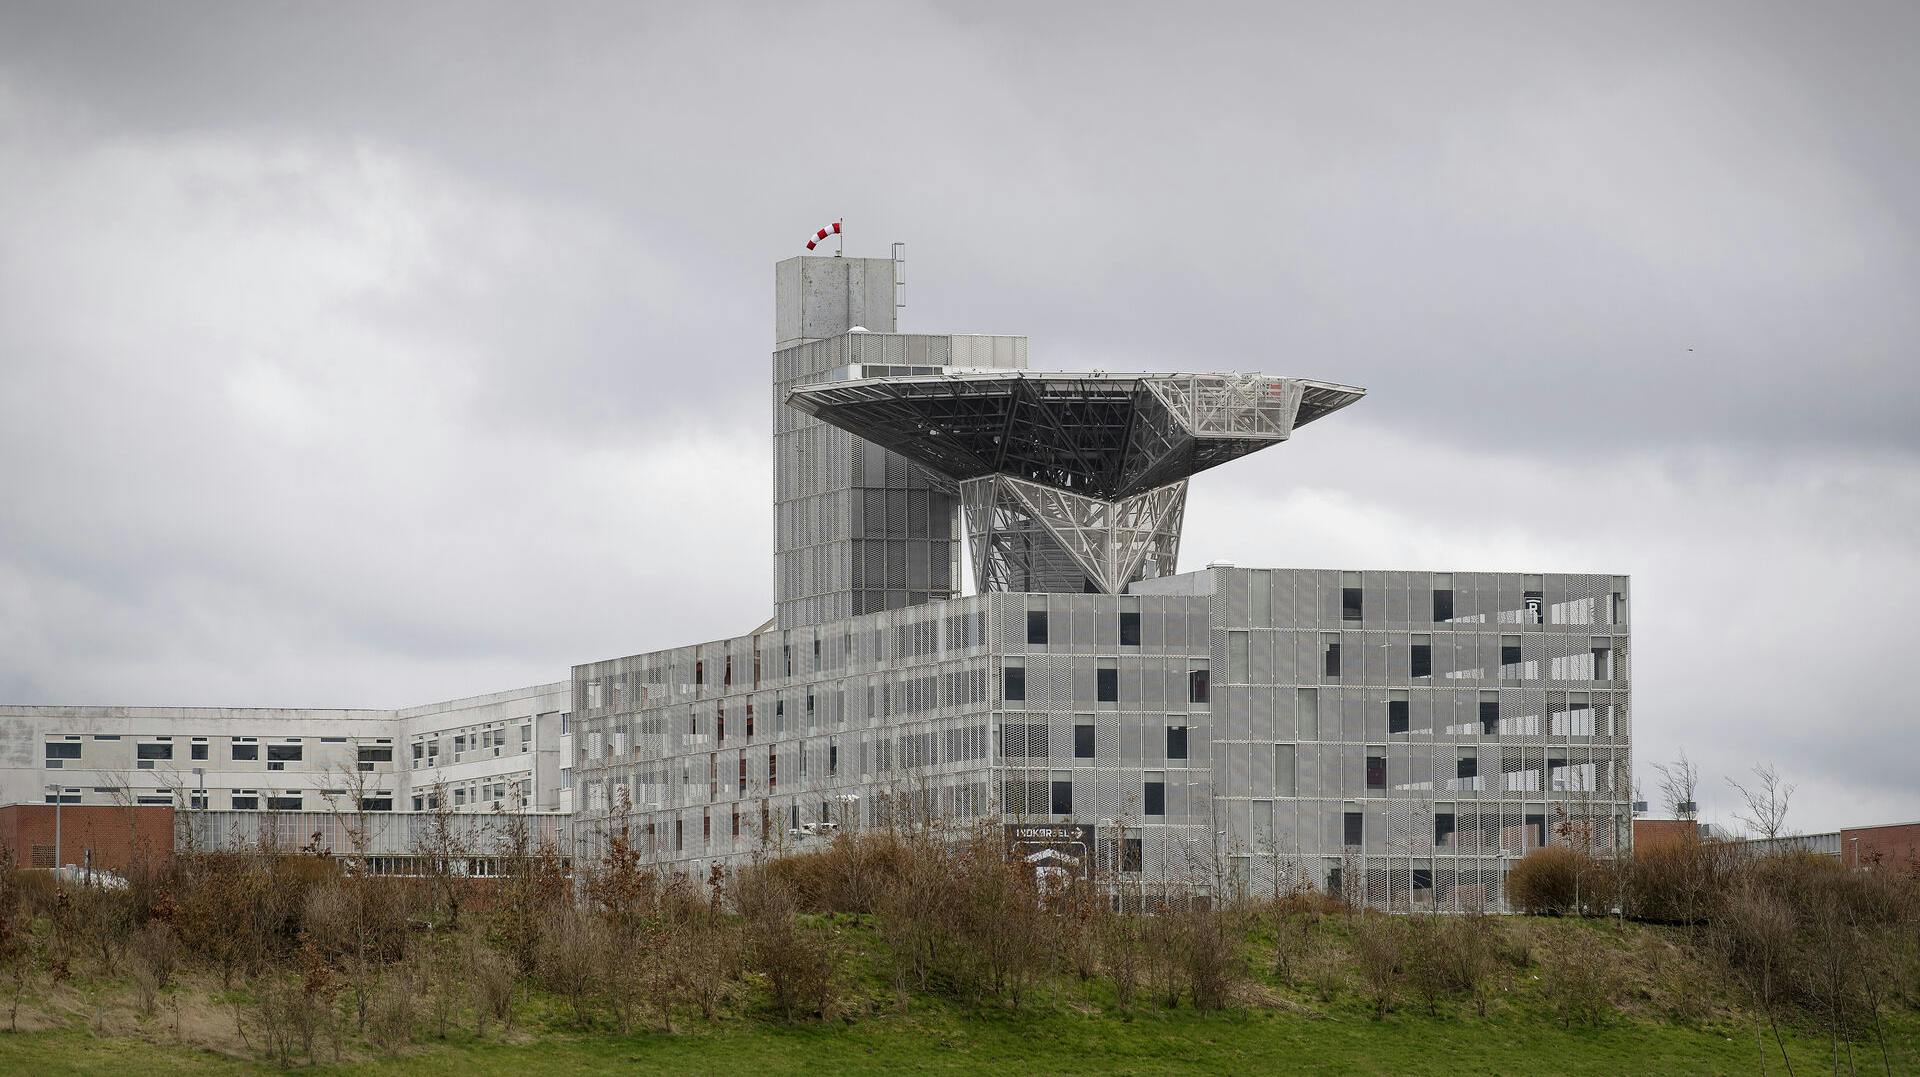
[0,803,174,874]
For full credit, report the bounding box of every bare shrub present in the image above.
[1266,893,1329,987]
[0,853,38,1030]
[1445,913,1497,1018]
[733,862,840,1022]
[539,905,605,1029]
[466,935,516,1036]
[1098,906,1145,1011]
[127,920,178,1015]
[367,966,417,1051]
[1350,912,1405,1018]
[1401,915,1453,1016]
[1541,927,1616,1028]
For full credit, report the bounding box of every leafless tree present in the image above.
[1727,764,1795,843]
[1653,750,1701,821]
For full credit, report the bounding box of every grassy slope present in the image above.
[0,916,1912,1076]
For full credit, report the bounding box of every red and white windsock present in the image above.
[805,220,842,250]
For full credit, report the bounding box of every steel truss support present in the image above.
[960,475,1186,594]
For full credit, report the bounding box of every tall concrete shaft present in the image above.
[772,255,961,627]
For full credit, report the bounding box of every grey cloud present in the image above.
[0,2,1915,830]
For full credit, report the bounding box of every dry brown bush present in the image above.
[127,920,179,1015]
[1504,846,1594,916]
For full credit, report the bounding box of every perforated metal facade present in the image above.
[570,568,1631,910]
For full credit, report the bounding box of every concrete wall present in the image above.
[2,682,569,815]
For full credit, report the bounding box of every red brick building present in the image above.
[1839,821,1920,873]
[1632,818,1704,850]
[0,803,174,874]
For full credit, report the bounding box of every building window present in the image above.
[190,743,208,760]
[1434,812,1456,847]
[1366,754,1386,791]
[1167,725,1188,760]
[266,795,302,811]
[1343,811,1363,847]
[1433,587,1454,622]
[1342,586,1363,621]
[1479,698,1500,735]
[1501,636,1522,667]
[1457,755,1477,780]
[1119,611,1141,647]
[1074,724,1095,759]
[1410,637,1431,678]
[136,743,173,760]
[1097,667,1119,702]
[1003,665,1025,702]
[1050,780,1073,815]
[1323,638,1342,678]
[1144,780,1165,816]
[1388,700,1409,734]
[1524,589,1543,625]
[362,795,393,812]
[232,793,259,810]
[44,743,81,763]
[1188,666,1209,704]
[1122,837,1143,873]
[1027,610,1049,646]
[358,745,393,765]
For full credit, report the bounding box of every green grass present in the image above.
[3,993,1911,1076]
[0,914,1913,1075]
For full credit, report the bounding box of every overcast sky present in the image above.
[2,3,1915,833]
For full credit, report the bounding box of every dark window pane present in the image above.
[1324,643,1342,678]
[1122,838,1142,872]
[136,743,172,760]
[1479,700,1499,734]
[1524,590,1543,624]
[1501,644,1522,665]
[1388,700,1409,734]
[1433,588,1454,622]
[1435,812,1456,845]
[1051,780,1073,815]
[190,743,208,760]
[1097,668,1118,702]
[1366,755,1386,790]
[1343,811,1363,847]
[1074,724,1095,759]
[1119,611,1141,646]
[1189,669,1209,703]
[267,744,302,762]
[1004,666,1025,701]
[1457,755,1478,778]
[231,743,258,761]
[1413,868,1433,891]
[1167,725,1188,759]
[44,743,81,760]
[1342,587,1363,621]
[1410,644,1431,678]
[1027,610,1049,645]
[1144,781,1165,816]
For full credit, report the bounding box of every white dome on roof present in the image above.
[848,326,869,333]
